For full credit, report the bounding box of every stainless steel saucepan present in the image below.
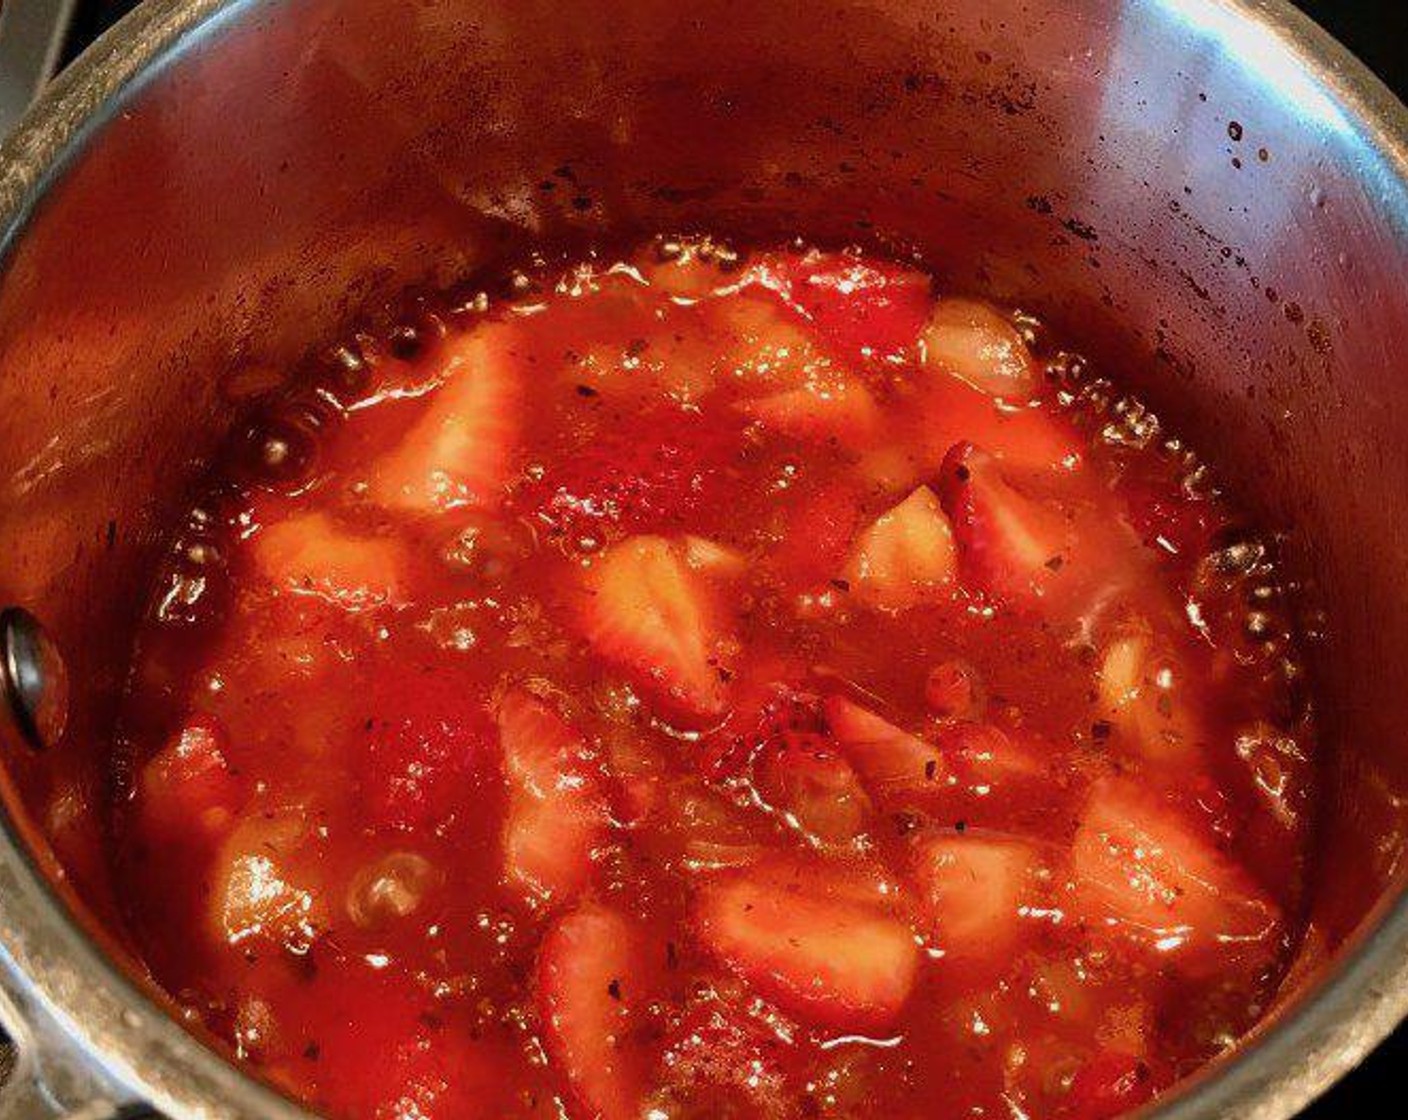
[2,1,1407,1117]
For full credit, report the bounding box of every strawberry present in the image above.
[356,664,495,833]
[710,292,827,391]
[938,442,1075,606]
[138,715,246,842]
[539,904,653,1120]
[498,691,609,903]
[912,832,1042,966]
[935,721,1048,787]
[579,535,732,718]
[368,322,522,513]
[823,695,948,796]
[842,485,957,609]
[735,375,881,448]
[252,510,407,609]
[1093,617,1207,765]
[754,729,874,845]
[920,297,1040,400]
[207,810,327,951]
[694,863,919,1029]
[698,681,825,779]
[1068,778,1281,971]
[766,250,932,365]
[524,408,740,545]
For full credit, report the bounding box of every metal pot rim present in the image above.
[1,1,1406,1117]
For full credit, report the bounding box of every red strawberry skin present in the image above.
[523,409,741,546]
[767,251,932,364]
[539,904,654,1120]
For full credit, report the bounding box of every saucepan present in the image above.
[1,0,1407,1117]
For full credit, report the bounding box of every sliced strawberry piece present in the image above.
[708,291,827,389]
[579,534,732,718]
[523,408,741,545]
[1068,778,1281,971]
[697,679,822,779]
[735,374,881,448]
[539,904,653,1120]
[938,442,1075,605]
[1093,617,1207,765]
[766,250,932,364]
[824,695,947,796]
[755,731,874,845]
[207,810,327,951]
[252,510,407,609]
[356,665,495,833]
[138,715,246,842]
[681,534,748,579]
[695,864,919,1029]
[498,691,608,903]
[935,721,1048,787]
[843,485,957,609]
[368,322,522,513]
[921,297,1040,399]
[912,831,1042,965]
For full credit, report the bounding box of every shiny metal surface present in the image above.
[1,0,1407,1117]
[1,607,70,751]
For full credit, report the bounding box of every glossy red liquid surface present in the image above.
[112,241,1314,1120]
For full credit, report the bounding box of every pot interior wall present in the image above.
[1,0,1406,1033]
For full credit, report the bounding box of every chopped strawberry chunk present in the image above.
[935,721,1048,787]
[207,810,327,951]
[139,715,246,841]
[369,322,522,513]
[921,297,1040,400]
[912,832,1042,965]
[1094,617,1207,765]
[938,442,1075,605]
[253,510,407,609]
[824,695,947,796]
[539,904,653,1120]
[695,864,919,1029]
[579,535,733,718]
[736,375,880,449]
[843,485,957,609]
[767,250,932,364]
[498,691,608,903]
[755,729,874,845]
[1068,779,1281,971]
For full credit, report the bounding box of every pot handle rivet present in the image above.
[1,607,68,751]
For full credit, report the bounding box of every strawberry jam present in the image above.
[111,239,1315,1120]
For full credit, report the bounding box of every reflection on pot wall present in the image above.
[0,0,1406,1051]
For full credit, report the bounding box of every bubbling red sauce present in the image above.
[112,239,1315,1120]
